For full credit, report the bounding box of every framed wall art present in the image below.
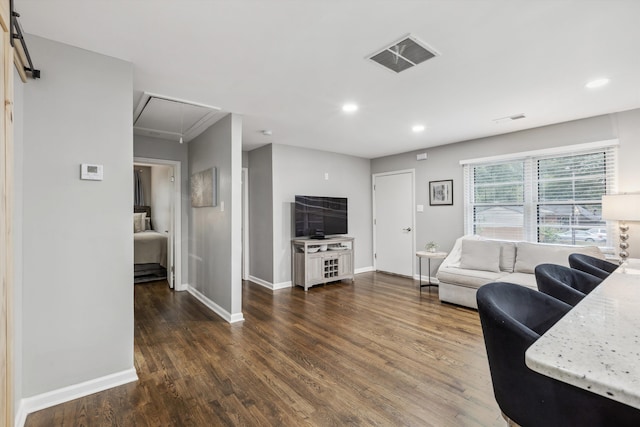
[191,167,217,207]
[429,179,453,206]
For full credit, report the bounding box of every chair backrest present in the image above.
[569,253,618,280]
[535,263,602,306]
[477,281,640,426]
[477,282,571,425]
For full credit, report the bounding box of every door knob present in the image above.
[403,227,412,232]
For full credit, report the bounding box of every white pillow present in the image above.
[133,212,146,233]
[460,239,501,272]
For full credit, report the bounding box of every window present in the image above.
[463,142,617,247]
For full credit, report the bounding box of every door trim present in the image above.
[372,169,416,277]
[134,157,183,290]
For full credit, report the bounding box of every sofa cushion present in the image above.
[437,266,509,289]
[499,241,517,272]
[501,272,538,290]
[514,242,603,274]
[460,239,501,272]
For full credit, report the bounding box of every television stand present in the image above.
[291,237,355,291]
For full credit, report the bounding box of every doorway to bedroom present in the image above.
[133,157,182,290]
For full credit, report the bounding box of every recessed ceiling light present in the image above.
[585,78,610,89]
[342,103,358,113]
[412,124,425,133]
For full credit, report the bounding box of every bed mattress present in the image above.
[134,230,168,268]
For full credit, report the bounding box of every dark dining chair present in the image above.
[477,282,640,427]
[569,253,618,280]
[534,263,602,306]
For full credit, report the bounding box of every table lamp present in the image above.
[602,194,640,263]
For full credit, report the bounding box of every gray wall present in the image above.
[21,36,134,396]
[134,135,189,285]
[248,144,274,283]
[371,109,640,261]
[271,144,373,284]
[13,67,24,418]
[189,114,243,316]
[613,109,640,253]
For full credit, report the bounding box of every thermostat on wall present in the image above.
[80,163,104,181]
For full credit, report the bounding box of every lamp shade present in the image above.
[602,194,640,221]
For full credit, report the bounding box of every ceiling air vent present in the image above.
[368,35,439,73]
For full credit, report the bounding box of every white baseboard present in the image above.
[413,274,439,284]
[187,285,245,323]
[248,275,273,289]
[273,280,292,290]
[248,275,292,291]
[250,270,375,289]
[15,368,137,427]
[175,282,189,291]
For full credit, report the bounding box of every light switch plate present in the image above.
[80,163,103,181]
[417,204,424,212]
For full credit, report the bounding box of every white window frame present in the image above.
[461,140,619,247]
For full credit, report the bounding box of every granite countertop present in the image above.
[525,259,640,409]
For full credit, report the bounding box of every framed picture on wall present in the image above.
[429,179,453,206]
[191,167,217,207]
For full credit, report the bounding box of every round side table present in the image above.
[416,251,448,292]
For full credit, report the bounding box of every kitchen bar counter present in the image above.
[525,259,640,409]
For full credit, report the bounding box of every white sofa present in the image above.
[436,235,604,309]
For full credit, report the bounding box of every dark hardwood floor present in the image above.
[25,273,503,426]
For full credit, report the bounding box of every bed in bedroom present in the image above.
[134,206,168,283]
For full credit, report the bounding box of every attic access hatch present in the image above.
[368,34,439,73]
[133,93,222,143]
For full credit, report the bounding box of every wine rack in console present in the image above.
[291,237,355,291]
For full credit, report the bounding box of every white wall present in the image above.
[134,135,189,285]
[371,109,640,261]
[271,144,373,285]
[151,165,172,233]
[21,35,134,396]
[13,66,24,420]
[188,114,243,319]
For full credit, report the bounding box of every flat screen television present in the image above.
[294,195,348,238]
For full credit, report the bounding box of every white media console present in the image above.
[291,237,355,291]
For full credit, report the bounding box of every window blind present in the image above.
[463,144,617,248]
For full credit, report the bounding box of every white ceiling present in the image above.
[17,0,640,159]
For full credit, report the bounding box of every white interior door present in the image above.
[135,157,181,291]
[374,171,414,276]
